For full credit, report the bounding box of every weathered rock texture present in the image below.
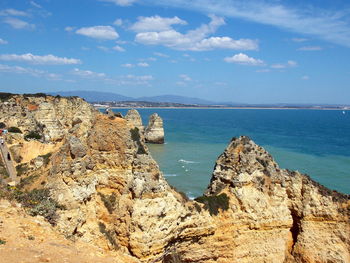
[144,113,164,144]
[125,109,144,132]
[0,94,349,263]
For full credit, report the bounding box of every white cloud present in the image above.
[99,0,136,6]
[0,9,29,17]
[153,52,169,58]
[130,15,187,32]
[65,26,75,32]
[121,63,134,68]
[224,53,264,66]
[3,17,35,30]
[256,68,271,73]
[113,18,123,26]
[291,38,308,43]
[113,45,125,52]
[135,15,257,51]
[137,62,149,67]
[76,26,119,40]
[0,38,8,44]
[71,68,106,78]
[271,60,297,69]
[125,74,153,81]
[297,46,322,51]
[0,53,81,65]
[179,74,191,81]
[146,0,350,48]
[302,75,310,80]
[30,1,42,8]
[287,60,297,67]
[0,64,61,80]
[97,46,110,52]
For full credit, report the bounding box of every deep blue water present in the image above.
[111,108,350,197]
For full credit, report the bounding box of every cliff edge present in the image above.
[0,94,348,263]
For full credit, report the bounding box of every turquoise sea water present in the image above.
[112,109,350,197]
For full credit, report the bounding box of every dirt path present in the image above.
[0,141,18,184]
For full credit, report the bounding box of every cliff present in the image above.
[144,113,165,144]
[0,94,348,263]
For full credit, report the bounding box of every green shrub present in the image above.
[8,127,22,133]
[0,92,14,101]
[0,239,6,245]
[18,175,38,188]
[14,188,63,225]
[38,152,52,166]
[195,193,229,216]
[16,163,29,176]
[24,131,42,140]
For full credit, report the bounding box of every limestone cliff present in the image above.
[144,113,164,144]
[125,109,144,132]
[0,94,349,263]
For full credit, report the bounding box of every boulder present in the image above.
[144,113,164,144]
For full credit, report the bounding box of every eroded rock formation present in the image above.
[0,94,349,263]
[144,113,164,144]
[125,109,144,132]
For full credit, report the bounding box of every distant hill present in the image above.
[49,91,133,102]
[50,90,219,105]
[136,95,216,105]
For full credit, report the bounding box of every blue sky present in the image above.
[0,0,350,104]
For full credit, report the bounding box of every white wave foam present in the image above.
[164,174,178,177]
[178,159,199,164]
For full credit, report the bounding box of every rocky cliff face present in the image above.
[0,94,349,263]
[144,113,164,144]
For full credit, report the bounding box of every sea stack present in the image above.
[144,113,164,144]
[125,109,144,132]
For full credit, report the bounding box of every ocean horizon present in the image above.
[111,108,350,198]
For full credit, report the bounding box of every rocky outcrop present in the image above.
[125,109,144,132]
[0,94,349,263]
[144,113,164,144]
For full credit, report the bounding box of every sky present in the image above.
[0,0,350,104]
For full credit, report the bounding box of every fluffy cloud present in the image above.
[0,38,8,44]
[0,64,61,80]
[130,15,187,32]
[271,60,297,69]
[0,53,81,65]
[65,26,75,32]
[135,15,257,51]
[297,46,322,51]
[137,62,149,67]
[72,68,106,78]
[113,45,125,52]
[121,63,134,68]
[3,17,35,30]
[0,9,28,17]
[224,53,264,66]
[113,18,123,26]
[179,74,191,81]
[302,75,310,80]
[147,0,350,48]
[76,26,119,40]
[121,62,149,67]
[99,0,136,6]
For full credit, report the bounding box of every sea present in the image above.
[111,108,350,198]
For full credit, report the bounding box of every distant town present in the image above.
[93,100,350,110]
